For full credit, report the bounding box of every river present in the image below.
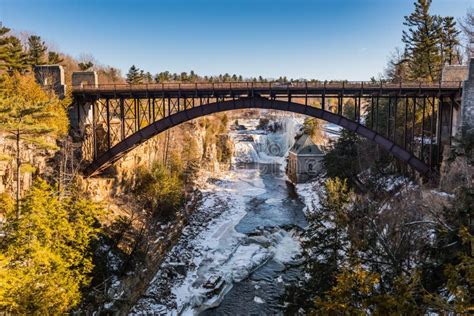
[132,116,311,315]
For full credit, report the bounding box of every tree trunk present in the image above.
[15,130,21,219]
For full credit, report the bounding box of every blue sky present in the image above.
[0,0,471,80]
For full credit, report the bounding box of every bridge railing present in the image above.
[72,81,463,92]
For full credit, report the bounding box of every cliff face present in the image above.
[439,145,474,193]
[0,133,57,197]
[78,114,233,313]
[81,117,230,202]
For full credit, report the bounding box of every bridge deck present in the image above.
[73,81,464,177]
[72,81,463,98]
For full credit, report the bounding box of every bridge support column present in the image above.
[442,63,469,141]
[69,71,98,134]
[33,65,66,98]
[460,59,474,141]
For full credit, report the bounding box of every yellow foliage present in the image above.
[314,264,380,315]
[0,72,68,138]
[0,179,104,313]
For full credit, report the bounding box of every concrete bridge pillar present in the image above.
[33,65,66,98]
[72,71,98,88]
[461,58,474,141]
[69,71,98,135]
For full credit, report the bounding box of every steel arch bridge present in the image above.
[71,81,463,177]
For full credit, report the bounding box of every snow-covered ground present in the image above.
[295,176,325,216]
[131,115,311,315]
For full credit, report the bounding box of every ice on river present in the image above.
[231,117,302,165]
[132,115,307,315]
[173,169,302,314]
[132,167,304,315]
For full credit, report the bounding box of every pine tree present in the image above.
[402,0,442,81]
[0,26,29,73]
[78,61,93,71]
[440,17,461,65]
[190,70,197,81]
[126,65,143,84]
[0,24,11,67]
[0,73,68,217]
[289,178,353,312]
[47,51,63,64]
[143,71,153,83]
[27,35,47,66]
[323,130,363,184]
[0,179,104,313]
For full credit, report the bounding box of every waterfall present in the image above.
[231,115,303,164]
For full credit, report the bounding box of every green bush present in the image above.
[134,163,184,221]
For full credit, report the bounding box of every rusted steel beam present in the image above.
[83,96,435,177]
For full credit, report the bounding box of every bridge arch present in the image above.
[84,96,430,177]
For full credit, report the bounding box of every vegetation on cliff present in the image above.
[285,2,472,314]
[286,175,472,314]
[0,180,104,313]
[0,23,105,313]
[0,72,69,216]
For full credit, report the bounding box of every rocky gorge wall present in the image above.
[0,133,59,199]
[78,115,234,313]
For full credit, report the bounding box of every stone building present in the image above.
[287,134,324,183]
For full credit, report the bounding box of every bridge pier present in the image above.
[69,71,98,134]
[461,58,474,141]
[33,65,66,98]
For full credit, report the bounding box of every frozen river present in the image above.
[132,117,310,315]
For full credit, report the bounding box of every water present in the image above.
[234,163,307,234]
[201,163,307,315]
[132,116,309,315]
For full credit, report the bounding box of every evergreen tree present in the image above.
[0,73,68,217]
[134,163,184,221]
[402,0,442,81]
[287,178,353,312]
[0,179,104,313]
[189,70,197,81]
[143,71,153,83]
[47,51,63,64]
[27,35,47,66]
[323,130,362,185]
[126,65,143,84]
[78,61,94,71]
[0,26,29,73]
[440,17,461,65]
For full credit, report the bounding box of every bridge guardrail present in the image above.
[72,81,463,93]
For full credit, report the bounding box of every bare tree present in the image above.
[460,8,474,58]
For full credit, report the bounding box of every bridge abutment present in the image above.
[33,65,66,98]
[461,58,474,141]
[69,71,98,134]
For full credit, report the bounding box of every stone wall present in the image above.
[33,65,66,98]
[441,64,468,82]
[461,59,474,139]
